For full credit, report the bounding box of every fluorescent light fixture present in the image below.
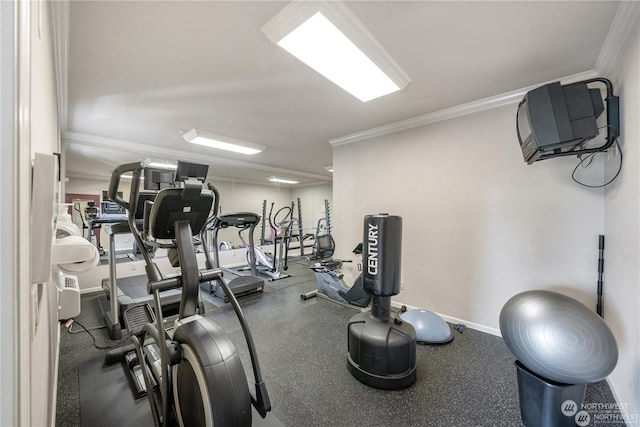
[182,129,266,155]
[324,165,334,173]
[268,176,299,185]
[262,1,410,102]
[148,162,177,170]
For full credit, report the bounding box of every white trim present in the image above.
[16,0,32,424]
[595,1,640,77]
[391,300,502,337]
[51,319,61,427]
[605,377,630,416]
[50,0,68,132]
[0,1,16,425]
[63,131,332,183]
[80,286,103,295]
[329,70,599,147]
[66,169,331,190]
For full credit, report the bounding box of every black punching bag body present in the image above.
[347,214,417,389]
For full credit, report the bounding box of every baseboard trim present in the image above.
[603,377,632,423]
[391,300,502,337]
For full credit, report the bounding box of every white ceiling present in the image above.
[63,1,620,186]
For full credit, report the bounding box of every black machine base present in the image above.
[209,275,265,303]
[347,311,417,390]
[516,361,587,427]
[104,304,159,398]
[125,350,158,398]
[103,310,122,340]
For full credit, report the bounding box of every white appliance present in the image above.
[51,235,100,320]
[55,270,81,320]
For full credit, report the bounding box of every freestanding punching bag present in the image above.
[347,214,417,389]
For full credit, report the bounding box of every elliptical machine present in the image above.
[244,202,292,281]
[108,161,270,426]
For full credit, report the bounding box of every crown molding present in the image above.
[329,70,599,147]
[595,1,640,76]
[63,131,331,182]
[51,0,69,132]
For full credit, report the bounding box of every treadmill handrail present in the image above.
[147,268,223,294]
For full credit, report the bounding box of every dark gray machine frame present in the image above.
[108,161,271,426]
[101,192,184,340]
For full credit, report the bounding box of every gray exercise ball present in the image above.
[499,290,618,384]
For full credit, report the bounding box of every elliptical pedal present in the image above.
[124,304,155,336]
[123,304,158,398]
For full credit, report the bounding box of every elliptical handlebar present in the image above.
[108,161,145,214]
[108,161,160,274]
[200,183,222,270]
[268,203,293,233]
[206,182,221,220]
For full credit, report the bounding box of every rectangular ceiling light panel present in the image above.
[268,176,299,184]
[262,2,410,102]
[182,129,266,155]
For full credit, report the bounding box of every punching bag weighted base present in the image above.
[347,311,417,390]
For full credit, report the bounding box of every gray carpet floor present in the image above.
[56,260,623,426]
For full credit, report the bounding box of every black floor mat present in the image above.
[78,354,285,427]
[60,267,624,427]
[78,357,153,427]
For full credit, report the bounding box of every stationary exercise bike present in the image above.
[108,161,270,427]
[243,202,293,281]
[301,244,371,308]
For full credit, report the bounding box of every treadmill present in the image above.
[203,212,266,302]
[101,191,183,339]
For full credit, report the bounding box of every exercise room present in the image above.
[1,1,638,426]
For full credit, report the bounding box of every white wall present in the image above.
[66,176,295,247]
[212,179,293,246]
[333,103,605,333]
[0,1,16,424]
[65,175,334,249]
[65,175,333,290]
[292,183,333,233]
[66,175,117,195]
[603,16,640,421]
[0,0,66,425]
[30,0,62,425]
[64,176,298,290]
[333,9,640,411]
